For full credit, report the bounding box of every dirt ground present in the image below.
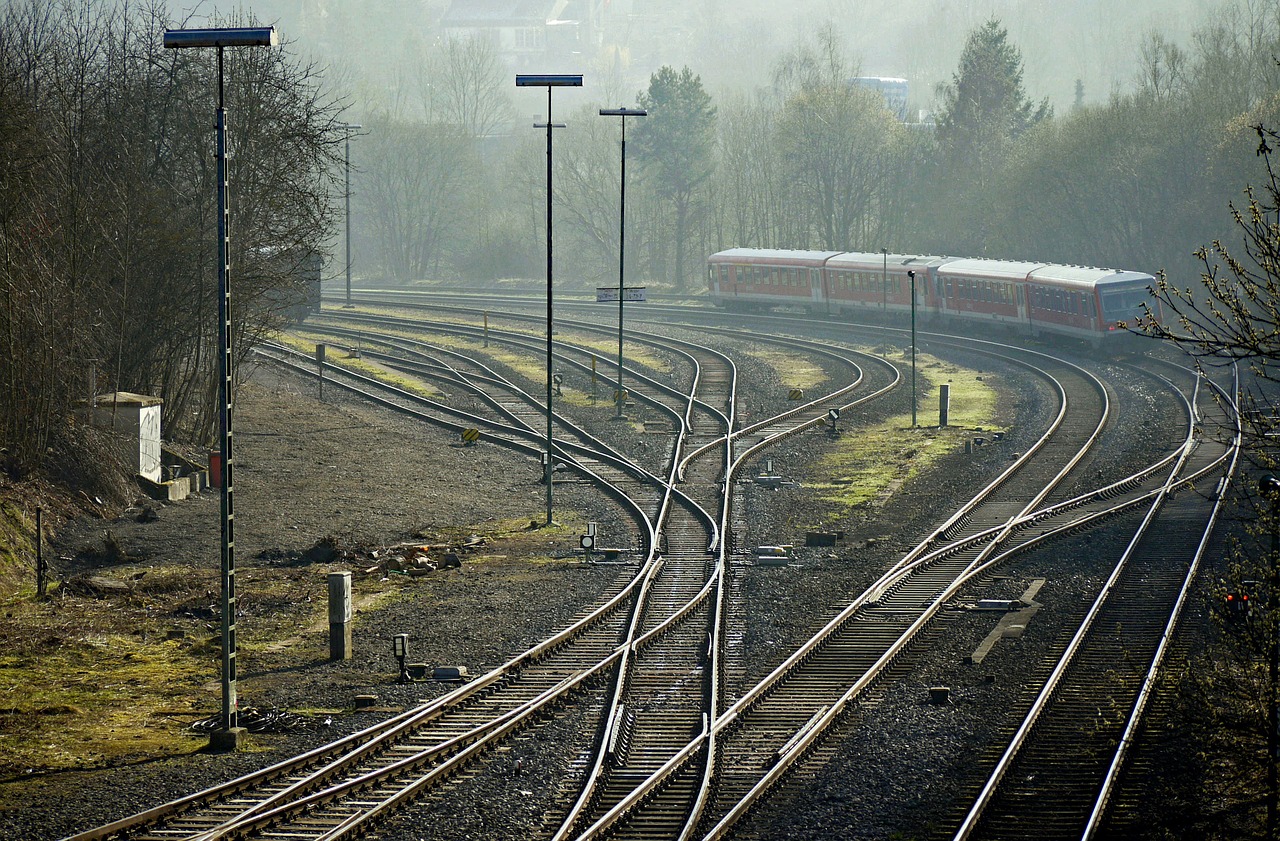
[1,360,625,787]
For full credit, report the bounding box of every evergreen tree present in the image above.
[936,19,1050,178]
[633,65,716,290]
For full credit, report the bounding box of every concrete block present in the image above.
[432,666,470,682]
[207,726,248,751]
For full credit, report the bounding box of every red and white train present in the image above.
[707,248,1159,346]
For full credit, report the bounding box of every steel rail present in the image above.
[950,369,1235,839]
[264,318,761,840]
[314,308,732,429]
[573,345,1187,840]
[550,341,741,840]
[1083,365,1241,838]
[562,343,896,840]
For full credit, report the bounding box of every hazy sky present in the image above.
[178,0,1227,114]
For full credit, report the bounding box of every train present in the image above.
[706,248,1159,346]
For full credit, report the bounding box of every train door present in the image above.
[1020,284,1036,336]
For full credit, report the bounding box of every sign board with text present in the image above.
[596,287,646,303]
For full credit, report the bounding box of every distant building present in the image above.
[853,76,909,122]
[440,0,604,73]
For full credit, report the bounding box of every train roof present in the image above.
[936,258,1047,281]
[825,251,943,270]
[709,248,842,266]
[1029,264,1155,288]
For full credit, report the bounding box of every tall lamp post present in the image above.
[599,106,646,420]
[907,269,917,427]
[163,25,278,751]
[517,74,583,526]
[1262,473,1280,838]
[339,122,363,307]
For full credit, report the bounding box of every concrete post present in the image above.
[328,571,352,661]
[939,383,951,428]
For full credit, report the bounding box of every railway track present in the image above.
[66,300,892,841]
[552,340,1205,839]
[61,292,1227,841]
[944,366,1239,841]
[330,290,1228,839]
[301,297,1214,841]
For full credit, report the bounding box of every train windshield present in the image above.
[1099,283,1154,323]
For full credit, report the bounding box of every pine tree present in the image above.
[632,66,716,290]
[936,19,1051,177]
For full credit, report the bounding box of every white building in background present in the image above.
[853,76,910,122]
[440,0,606,73]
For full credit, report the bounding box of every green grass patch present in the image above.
[747,348,827,392]
[0,629,208,777]
[805,353,1002,529]
[0,502,36,591]
[275,332,444,399]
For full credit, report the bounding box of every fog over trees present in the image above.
[166,0,1280,293]
[6,0,1280,472]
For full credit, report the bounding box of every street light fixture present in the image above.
[1262,473,1280,838]
[338,123,363,307]
[908,269,917,427]
[599,106,646,420]
[164,24,278,751]
[516,73,582,527]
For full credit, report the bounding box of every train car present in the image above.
[821,251,942,319]
[934,258,1043,333]
[1086,268,1162,336]
[707,248,839,312]
[1024,265,1160,344]
[706,248,1159,347]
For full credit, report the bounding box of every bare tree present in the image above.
[0,0,345,479]
[358,117,476,281]
[415,35,512,138]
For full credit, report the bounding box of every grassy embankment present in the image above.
[747,346,1002,532]
[0,512,588,791]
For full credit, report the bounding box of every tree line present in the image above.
[0,0,344,480]
[8,1,1280,480]
[350,9,1280,305]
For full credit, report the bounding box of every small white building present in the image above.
[92,392,163,483]
[440,0,604,73]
